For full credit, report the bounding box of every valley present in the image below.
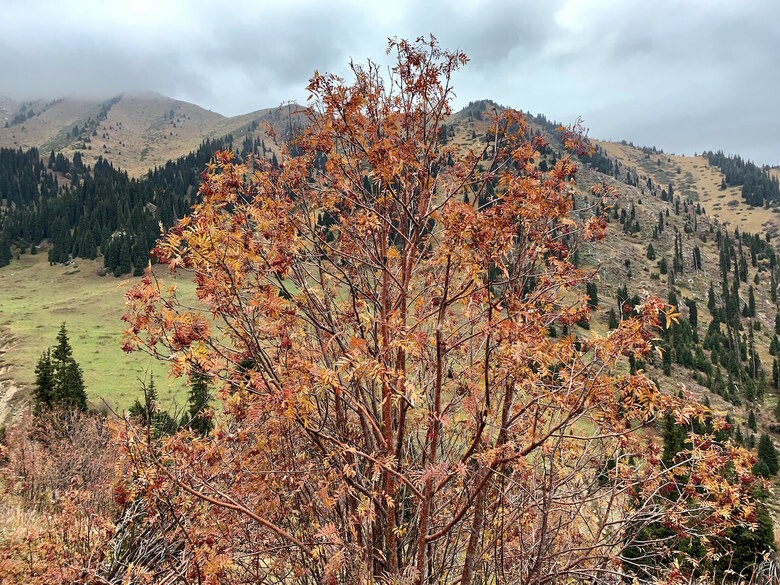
[1,89,779,582]
[0,253,195,417]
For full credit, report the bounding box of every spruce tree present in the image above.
[661,412,684,468]
[585,282,598,310]
[33,350,55,413]
[51,324,87,411]
[608,308,619,330]
[757,433,779,476]
[748,409,757,431]
[187,372,214,436]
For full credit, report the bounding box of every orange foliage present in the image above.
[116,36,758,584]
[0,410,118,584]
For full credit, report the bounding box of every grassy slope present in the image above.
[0,253,194,412]
[3,101,779,431]
[585,141,780,432]
[0,94,282,177]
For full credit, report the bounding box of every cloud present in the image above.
[1,0,778,164]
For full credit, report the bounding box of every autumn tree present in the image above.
[121,36,758,584]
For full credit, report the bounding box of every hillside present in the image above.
[0,93,294,176]
[1,94,779,580]
[442,101,780,472]
[3,97,780,447]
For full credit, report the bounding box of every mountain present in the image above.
[3,96,780,433]
[0,92,294,176]
[439,100,780,450]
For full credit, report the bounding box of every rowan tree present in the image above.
[121,36,758,584]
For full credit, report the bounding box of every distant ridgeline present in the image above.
[705,150,780,207]
[0,135,276,273]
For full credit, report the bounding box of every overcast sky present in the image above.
[1,0,778,164]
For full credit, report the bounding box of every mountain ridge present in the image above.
[0,93,298,176]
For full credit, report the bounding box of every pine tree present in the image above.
[50,324,87,411]
[757,433,779,476]
[707,282,716,313]
[187,372,214,435]
[129,374,158,427]
[661,412,684,468]
[585,282,598,310]
[748,409,757,431]
[692,246,702,271]
[685,299,698,331]
[115,237,132,276]
[52,323,73,365]
[646,243,656,260]
[608,308,619,330]
[58,358,87,411]
[33,350,55,413]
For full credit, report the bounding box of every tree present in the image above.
[692,245,702,271]
[646,243,656,260]
[585,281,598,310]
[33,350,55,413]
[756,433,779,476]
[186,372,213,436]
[748,409,757,431]
[121,37,757,585]
[608,307,619,329]
[685,298,698,332]
[33,324,87,412]
[129,374,178,437]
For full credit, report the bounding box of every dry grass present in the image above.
[597,141,779,235]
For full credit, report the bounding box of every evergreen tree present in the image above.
[685,299,698,331]
[115,237,132,276]
[585,282,598,310]
[692,246,702,271]
[774,357,780,388]
[33,350,55,413]
[756,433,779,476]
[52,323,73,365]
[52,324,87,410]
[707,282,716,313]
[661,412,684,468]
[608,308,619,330]
[129,374,178,436]
[646,243,656,260]
[748,409,757,431]
[187,372,214,435]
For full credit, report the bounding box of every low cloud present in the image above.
[1,0,778,164]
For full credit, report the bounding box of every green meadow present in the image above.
[0,253,195,411]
